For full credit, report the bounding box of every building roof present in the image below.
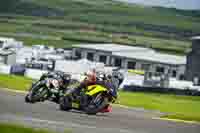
[113,51,186,65]
[73,44,154,53]
[74,44,186,65]
[0,49,15,56]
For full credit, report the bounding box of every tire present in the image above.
[25,94,31,103]
[28,81,48,103]
[59,96,72,111]
[84,94,108,115]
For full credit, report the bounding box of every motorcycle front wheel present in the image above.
[25,81,49,103]
[83,93,109,115]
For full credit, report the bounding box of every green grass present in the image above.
[0,123,71,133]
[0,73,200,122]
[0,74,32,91]
[119,91,200,122]
[0,21,191,54]
[0,0,198,54]
[26,0,200,31]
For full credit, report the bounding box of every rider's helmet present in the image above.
[63,73,71,84]
[107,74,112,80]
[85,69,97,83]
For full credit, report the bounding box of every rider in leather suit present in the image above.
[67,69,124,100]
[66,69,97,97]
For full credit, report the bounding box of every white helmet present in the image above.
[86,70,93,76]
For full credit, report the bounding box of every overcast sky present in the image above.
[116,0,200,10]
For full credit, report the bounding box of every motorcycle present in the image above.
[25,71,73,104]
[59,82,117,115]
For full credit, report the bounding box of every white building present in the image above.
[0,37,23,49]
[72,44,186,79]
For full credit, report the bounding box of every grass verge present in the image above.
[119,91,200,122]
[0,73,200,122]
[0,74,32,91]
[0,123,71,133]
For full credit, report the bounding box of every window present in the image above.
[193,76,199,86]
[99,55,107,64]
[39,58,48,62]
[127,61,136,69]
[172,70,177,77]
[87,52,94,61]
[0,41,3,48]
[179,74,185,80]
[141,64,150,70]
[114,58,122,67]
[156,66,165,73]
[75,50,81,59]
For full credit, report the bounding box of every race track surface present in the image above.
[0,89,199,133]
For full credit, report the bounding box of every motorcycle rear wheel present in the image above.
[59,96,72,111]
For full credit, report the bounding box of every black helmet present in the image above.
[63,73,71,80]
[107,74,112,80]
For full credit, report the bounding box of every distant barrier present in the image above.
[0,63,84,81]
[25,69,48,80]
[123,85,200,96]
[0,64,46,79]
[1,64,200,96]
[128,69,145,75]
[0,64,11,74]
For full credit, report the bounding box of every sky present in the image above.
[116,0,200,10]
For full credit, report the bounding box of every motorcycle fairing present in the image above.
[72,102,80,108]
[85,85,107,96]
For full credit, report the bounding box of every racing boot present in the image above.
[100,105,112,113]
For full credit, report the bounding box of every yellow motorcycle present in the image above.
[59,83,116,115]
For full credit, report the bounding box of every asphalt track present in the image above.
[0,89,200,133]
